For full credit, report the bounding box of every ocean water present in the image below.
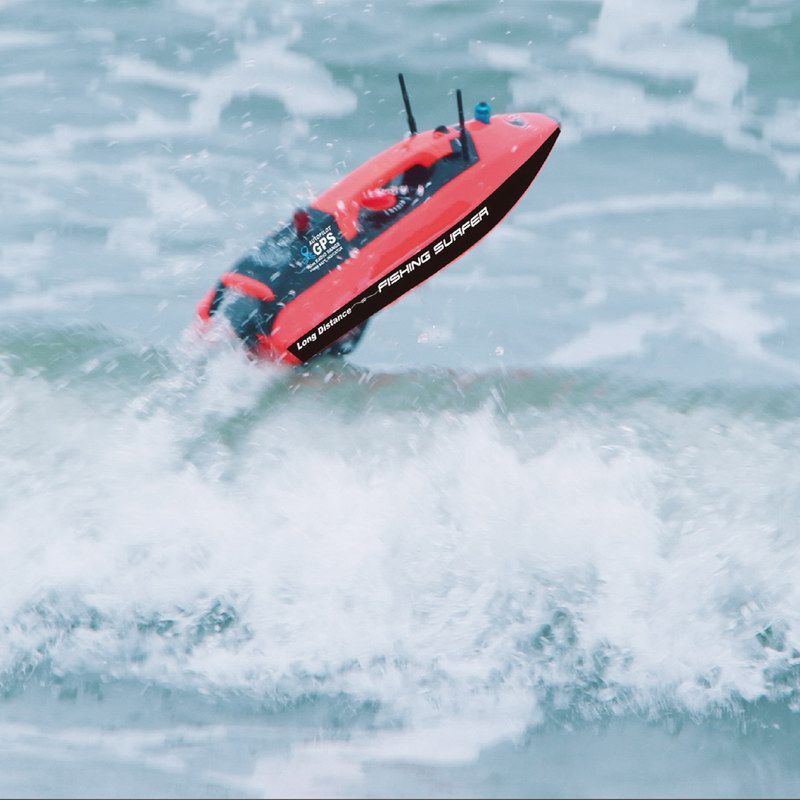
[2,0,800,797]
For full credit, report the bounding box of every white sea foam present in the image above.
[473,0,800,178]
[2,29,357,160]
[0,29,57,49]
[544,265,800,377]
[516,185,788,227]
[571,0,747,107]
[2,351,800,736]
[0,234,55,280]
[0,70,47,88]
[545,313,676,367]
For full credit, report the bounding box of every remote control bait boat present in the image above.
[196,74,560,364]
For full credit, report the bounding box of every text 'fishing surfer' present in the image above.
[377,206,490,294]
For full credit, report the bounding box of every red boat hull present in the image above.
[199,111,560,364]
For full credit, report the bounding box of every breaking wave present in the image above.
[3,326,800,738]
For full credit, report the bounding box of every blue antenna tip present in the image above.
[474,101,491,124]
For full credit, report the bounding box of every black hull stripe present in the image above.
[289,128,559,362]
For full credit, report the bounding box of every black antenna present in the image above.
[456,88,468,161]
[398,73,417,136]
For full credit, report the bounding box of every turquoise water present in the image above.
[2,1,800,797]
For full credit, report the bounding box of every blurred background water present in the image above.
[2,0,800,797]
